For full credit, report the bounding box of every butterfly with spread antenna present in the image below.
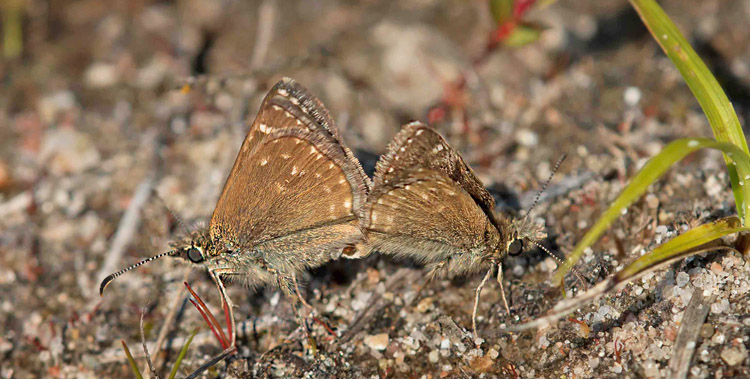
[99,78,370,376]
[357,121,586,341]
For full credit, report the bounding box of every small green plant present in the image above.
[119,283,228,378]
[506,0,750,330]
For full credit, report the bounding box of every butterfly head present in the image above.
[496,215,546,260]
[170,227,244,272]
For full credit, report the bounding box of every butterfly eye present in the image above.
[187,247,204,263]
[508,239,524,256]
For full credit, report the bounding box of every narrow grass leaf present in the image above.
[168,328,199,379]
[121,340,143,379]
[630,0,748,219]
[616,216,748,280]
[556,138,750,285]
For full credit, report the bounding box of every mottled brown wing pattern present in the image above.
[365,167,497,268]
[372,122,497,220]
[210,78,369,261]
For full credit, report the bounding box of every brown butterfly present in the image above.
[359,121,578,340]
[100,78,370,372]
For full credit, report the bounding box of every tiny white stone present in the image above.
[624,86,641,107]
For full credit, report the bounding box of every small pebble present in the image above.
[676,272,690,287]
[428,350,440,363]
[488,348,499,359]
[440,338,450,350]
[364,333,389,351]
[720,347,747,366]
[624,86,642,106]
[645,194,659,209]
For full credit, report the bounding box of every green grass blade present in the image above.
[630,0,748,220]
[616,216,748,280]
[121,340,144,379]
[556,138,750,285]
[168,328,199,379]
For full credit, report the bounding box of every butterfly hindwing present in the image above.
[372,122,497,219]
[365,167,498,273]
[363,123,509,270]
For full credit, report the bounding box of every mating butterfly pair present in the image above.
[101,78,551,373]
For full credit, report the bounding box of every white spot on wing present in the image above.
[281,154,291,159]
[290,97,300,105]
[277,89,289,97]
[259,123,270,133]
[291,166,298,175]
[343,200,351,209]
[416,130,424,136]
[272,105,283,111]
[260,158,268,166]
[435,144,444,152]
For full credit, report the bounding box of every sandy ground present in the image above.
[1,0,750,378]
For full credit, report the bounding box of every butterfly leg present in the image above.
[293,273,314,312]
[412,260,447,304]
[472,267,494,342]
[496,262,511,315]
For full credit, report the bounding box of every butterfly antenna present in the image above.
[526,154,567,217]
[99,250,176,296]
[527,240,588,291]
[152,188,188,232]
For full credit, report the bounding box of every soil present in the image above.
[1,0,749,378]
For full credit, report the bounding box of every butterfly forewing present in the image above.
[210,78,369,263]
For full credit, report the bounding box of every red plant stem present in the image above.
[513,0,536,19]
[184,282,229,348]
[222,299,232,344]
[312,316,337,337]
[189,298,228,350]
